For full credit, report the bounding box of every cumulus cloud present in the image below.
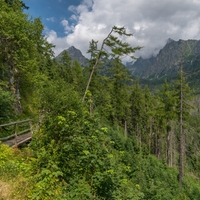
[61,19,74,34]
[46,30,68,56]
[46,0,200,59]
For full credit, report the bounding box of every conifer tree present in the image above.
[143,85,155,154]
[174,63,193,187]
[58,50,73,83]
[109,57,131,130]
[82,26,141,102]
[159,80,176,166]
[129,79,145,147]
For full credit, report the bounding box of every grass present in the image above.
[0,143,32,199]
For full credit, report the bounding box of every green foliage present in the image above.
[5,0,29,9]
[183,175,200,200]
[105,26,142,59]
[129,79,146,133]
[112,179,144,200]
[158,79,177,121]
[0,0,53,115]
[109,58,132,125]
[0,143,32,199]
[0,143,31,178]
[173,68,194,120]
[0,87,16,123]
[65,178,94,200]
[31,107,145,199]
[131,155,179,200]
[30,144,66,200]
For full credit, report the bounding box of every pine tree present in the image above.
[82,26,141,102]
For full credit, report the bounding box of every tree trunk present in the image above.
[154,130,160,159]
[166,127,172,166]
[124,120,127,137]
[149,119,152,154]
[179,65,184,188]
[154,131,158,157]
[82,28,114,102]
[15,77,22,113]
[9,65,15,92]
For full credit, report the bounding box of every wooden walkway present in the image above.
[3,132,32,147]
[0,119,33,147]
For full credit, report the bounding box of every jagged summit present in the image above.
[166,38,175,45]
[67,46,81,54]
[56,46,88,66]
[67,46,76,50]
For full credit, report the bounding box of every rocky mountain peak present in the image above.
[56,46,88,66]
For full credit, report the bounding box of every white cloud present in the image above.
[46,0,200,59]
[70,14,78,21]
[61,19,74,34]
[46,17,55,22]
[46,30,68,56]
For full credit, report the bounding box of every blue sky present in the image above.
[23,0,81,37]
[22,0,200,59]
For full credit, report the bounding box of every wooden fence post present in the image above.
[29,120,33,135]
[14,123,17,146]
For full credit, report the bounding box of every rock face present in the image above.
[56,46,88,66]
[127,39,200,79]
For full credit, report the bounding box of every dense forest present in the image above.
[1,0,200,199]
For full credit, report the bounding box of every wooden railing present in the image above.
[0,119,33,147]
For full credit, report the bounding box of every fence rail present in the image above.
[0,119,33,147]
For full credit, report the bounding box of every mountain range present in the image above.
[57,39,200,89]
[127,39,200,79]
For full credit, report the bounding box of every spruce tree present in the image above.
[109,57,131,130]
[159,80,176,166]
[174,64,193,187]
[129,79,145,148]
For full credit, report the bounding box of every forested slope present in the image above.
[1,0,200,199]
